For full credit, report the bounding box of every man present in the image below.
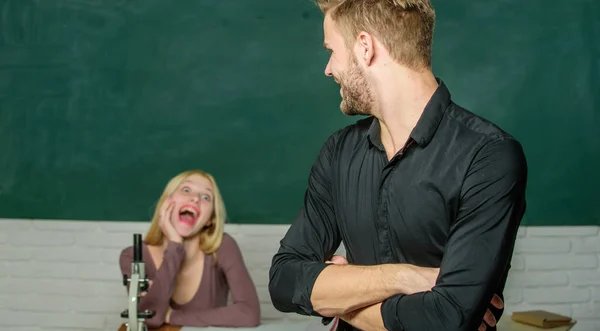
[269,0,527,330]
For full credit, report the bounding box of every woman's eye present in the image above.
[182,187,190,193]
[202,195,211,201]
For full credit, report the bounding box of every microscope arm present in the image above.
[128,273,141,331]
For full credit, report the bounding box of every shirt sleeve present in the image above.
[268,133,342,316]
[381,137,528,331]
[119,241,185,329]
[168,234,261,327]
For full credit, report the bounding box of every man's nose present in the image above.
[324,59,333,77]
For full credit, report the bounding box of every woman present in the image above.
[119,170,261,328]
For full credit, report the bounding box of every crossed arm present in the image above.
[313,258,443,331]
[268,137,527,330]
[320,256,504,331]
[311,260,438,316]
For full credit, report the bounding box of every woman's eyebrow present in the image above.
[181,180,213,193]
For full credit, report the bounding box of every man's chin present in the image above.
[341,102,368,116]
[340,101,353,115]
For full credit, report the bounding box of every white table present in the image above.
[182,320,323,331]
[182,319,581,331]
[182,318,580,331]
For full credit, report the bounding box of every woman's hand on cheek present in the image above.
[159,198,183,244]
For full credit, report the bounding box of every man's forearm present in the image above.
[341,303,386,331]
[311,263,436,316]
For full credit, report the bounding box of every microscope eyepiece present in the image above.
[133,233,142,262]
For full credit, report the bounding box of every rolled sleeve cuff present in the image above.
[292,261,330,316]
[381,294,406,331]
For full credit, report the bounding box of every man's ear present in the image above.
[357,31,375,65]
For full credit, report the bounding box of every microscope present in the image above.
[121,233,155,331]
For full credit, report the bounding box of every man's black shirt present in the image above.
[269,80,528,331]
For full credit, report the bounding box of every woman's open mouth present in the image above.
[178,204,200,226]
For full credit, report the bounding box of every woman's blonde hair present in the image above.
[144,170,226,256]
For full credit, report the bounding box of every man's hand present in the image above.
[325,255,349,265]
[327,255,504,330]
[479,294,504,330]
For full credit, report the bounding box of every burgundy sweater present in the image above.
[119,233,261,328]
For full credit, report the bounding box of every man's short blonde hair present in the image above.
[317,0,435,70]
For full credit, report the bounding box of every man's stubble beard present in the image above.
[338,56,375,116]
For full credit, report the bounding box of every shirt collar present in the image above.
[367,78,451,149]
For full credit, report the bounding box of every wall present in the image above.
[0,219,599,330]
[1,0,598,226]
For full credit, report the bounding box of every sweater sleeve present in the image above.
[168,234,261,327]
[119,241,186,329]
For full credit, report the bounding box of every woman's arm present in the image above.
[119,241,186,329]
[168,234,261,327]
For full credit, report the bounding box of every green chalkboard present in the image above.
[0,0,598,226]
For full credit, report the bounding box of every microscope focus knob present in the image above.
[139,310,156,319]
[120,309,156,319]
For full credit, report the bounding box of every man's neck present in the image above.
[373,67,438,160]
